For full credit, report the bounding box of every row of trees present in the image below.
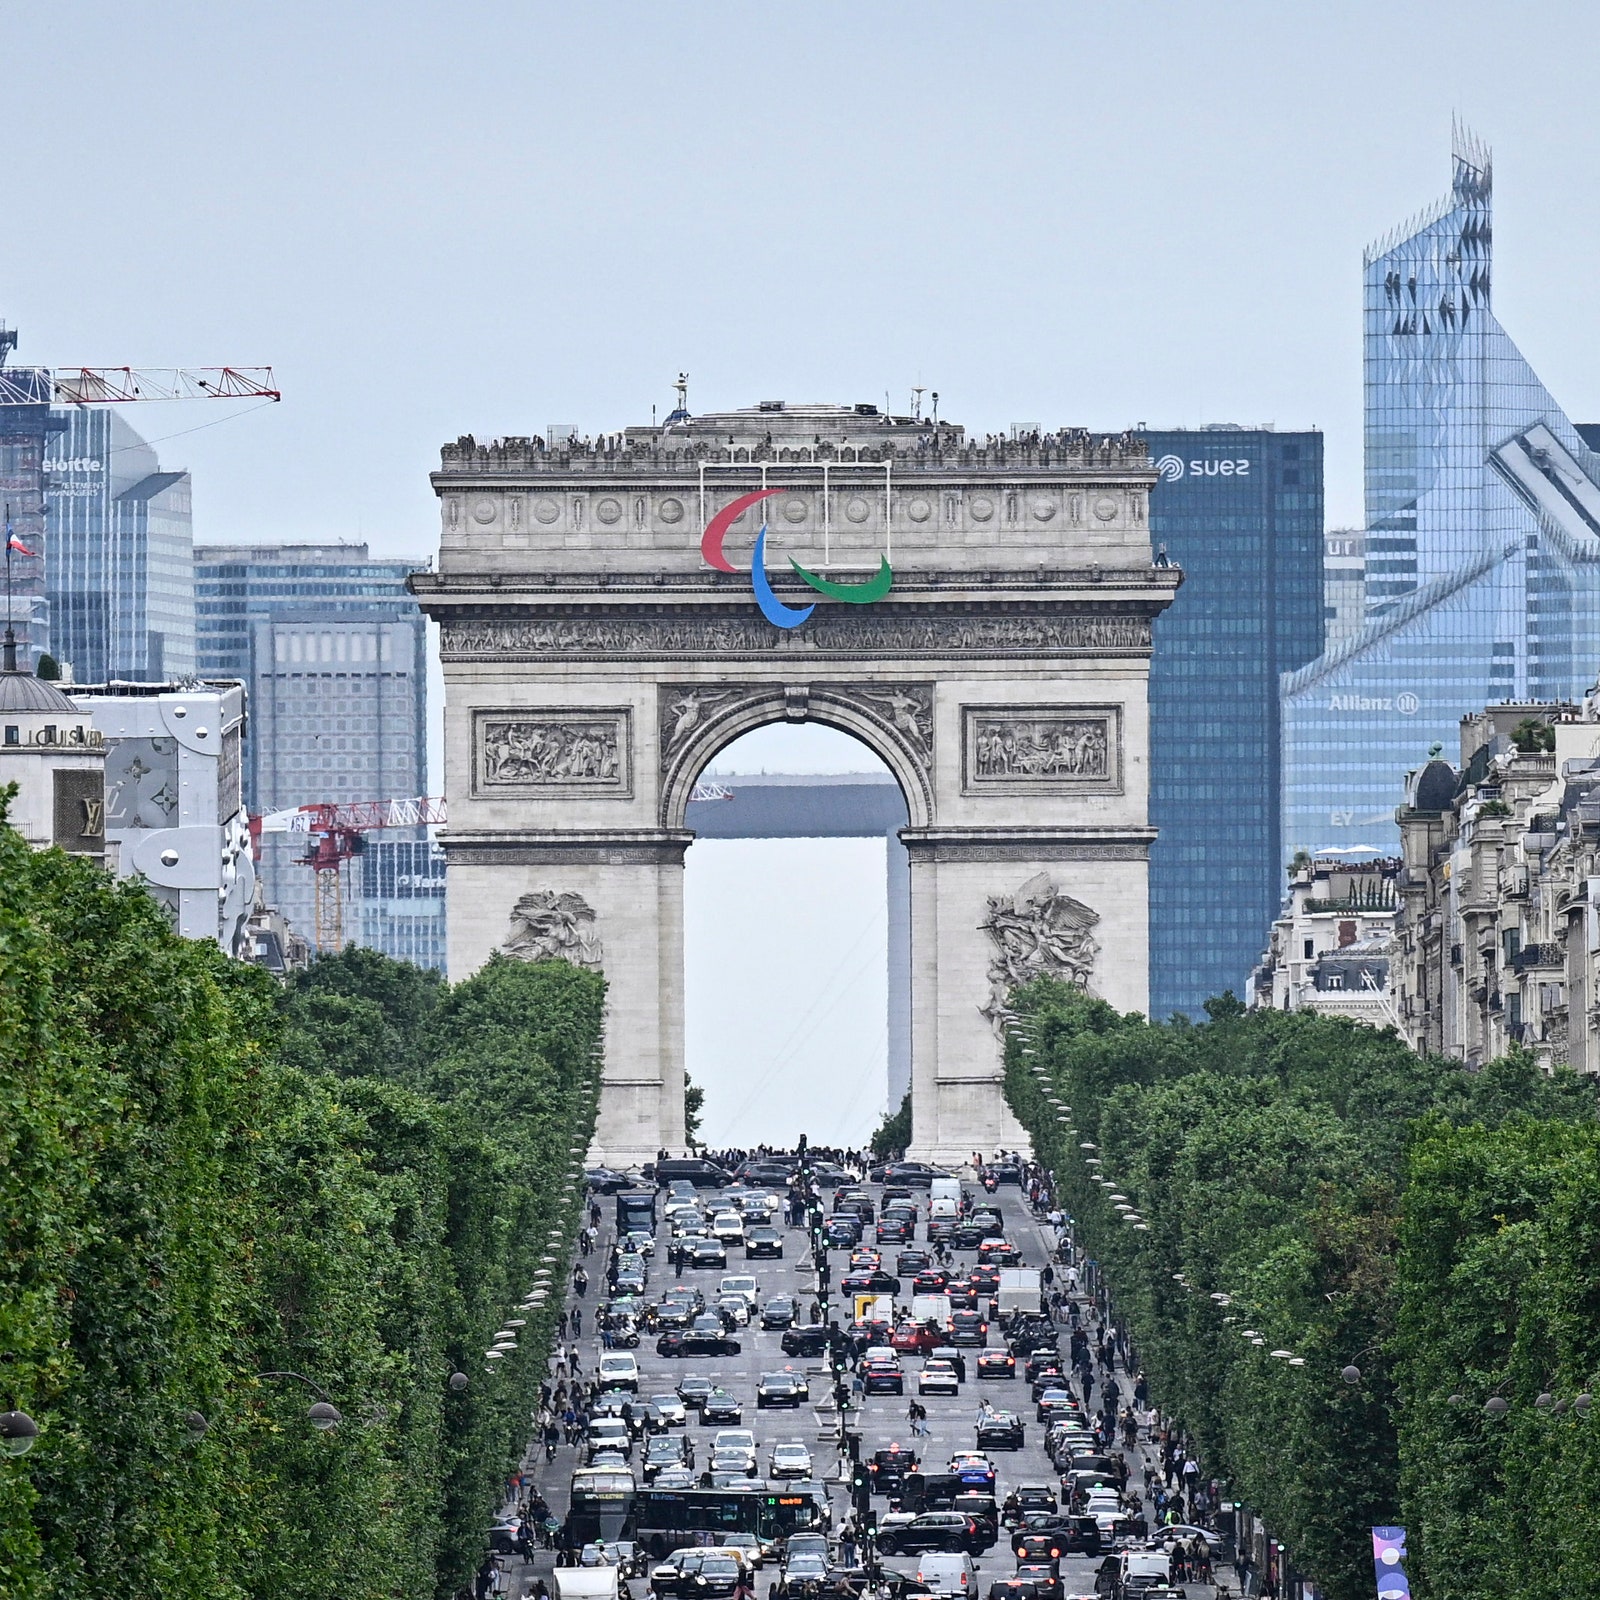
[0,811,604,1600]
[1002,984,1600,1600]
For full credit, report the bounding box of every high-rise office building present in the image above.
[1282,132,1600,857]
[193,542,429,952]
[45,408,194,683]
[1145,428,1325,1018]
[0,324,53,667]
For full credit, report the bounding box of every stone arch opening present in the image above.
[659,683,933,834]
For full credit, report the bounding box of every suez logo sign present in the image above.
[1154,454,1251,481]
[1328,691,1421,715]
[701,489,892,630]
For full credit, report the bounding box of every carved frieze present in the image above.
[440,611,1152,662]
[979,871,1100,1031]
[474,708,632,797]
[503,889,604,969]
[962,705,1122,795]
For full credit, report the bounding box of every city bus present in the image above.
[628,1486,824,1557]
[568,1466,636,1544]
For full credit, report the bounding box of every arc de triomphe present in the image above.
[412,403,1178,1165]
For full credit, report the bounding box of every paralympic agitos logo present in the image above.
[701,489,893,629]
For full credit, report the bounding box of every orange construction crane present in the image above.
[254,797,448,953]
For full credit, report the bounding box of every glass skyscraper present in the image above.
[194,542,433,961]
[45,408,194,683]
[1146,428,1325,1018]
[1282,132,1600,856]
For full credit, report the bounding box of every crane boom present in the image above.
[0,365,280,406]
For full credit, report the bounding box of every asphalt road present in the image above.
[522,1176,1216,1600]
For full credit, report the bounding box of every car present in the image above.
[990,1155,1024,1184]
[874,1512,995,1557]
[825,1216,863,1247]
[700,1388,743,1425]
[976,1410,1025,1450]
[1023,1350,1064,1383]
[677,1373,714,1409]
[1012,1564,1062,1600]
[912,1268,951,1294]
[987,1584,1039,1600]
[1011,1486,1057,1517]
[745,1227,785,1259]
[710,1447,757,1478]
[649,1392,688,1426]
[615,1265,648,1295]
[947,1451,998,1489]
[586,1417,633,1461]
[869,1162,953,1187]
[597,1352,641,1392]
[949,1311,989,1347]
[652,1467,697,1491]
[657,1329,742,1358]
[782,1551,831,1587]
[738,1160,796,1186]
[897,1249,932,1275]
[877,1217,914,1244]
[622,1229,656,1258]
[927,1345,967,1382]
[1036,1391,1078,1425]
[848,1318,893,1354]
[716,1295,752,1329]
[719,1274,762,1311]
[642,1435,694,1482]
[781,1325,830,1358]
[655,1299,697,1331]
[1151,1524,1226,1555]
[653,1551,743,1598]
[862,1358,905,1395]
[585,1166,634,1193]
[712,1210,746,1245]
[848,1247,884,1271]
[756,1370,810,1408]
[977,1240,1023,1267]
[919,1359,962,1397]
[841,1270,902,1296]
[689,1238,728,1269]
[761,1295,798,1329]
[648,1158,733,1190]
[833,1191,876,1222]
[1012,1515,1101,1559]
[769,1442,814,1479]
[868,1445,919,1492]
[969,1266,1001,1294]
[1028,1370,1069,1402]
[977,1350,1017,1380]
[915,1553,979,1600]
[893,1321,942,1355]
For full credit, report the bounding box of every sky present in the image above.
[6,2,1598,1142]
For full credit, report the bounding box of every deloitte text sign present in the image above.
[701,489,893,630]
[1154,453,1251,481]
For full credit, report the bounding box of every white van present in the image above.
[914,1553,977,1600]
[1119,1548,1173,1590]
[719,1273,760,1310]
[596,1352,639,1392]
[929,1177,962,1220]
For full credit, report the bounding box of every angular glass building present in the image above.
[1282,131,1600,856]
[45,408,194,683]
[1146,428,1324,1018]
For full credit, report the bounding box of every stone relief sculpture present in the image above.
[979,872,1099,1031]
[972,715,1108,780]
[479,713,626,788]
[504,890,604,969]
[443,613,1151,660]
[661,687,747,757]
[853,685,934,763]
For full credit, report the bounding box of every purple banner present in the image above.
[1372,1527,1409,1599]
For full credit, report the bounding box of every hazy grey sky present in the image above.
[6,0,1600,552]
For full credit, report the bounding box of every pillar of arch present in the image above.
[415,425,1178,1165]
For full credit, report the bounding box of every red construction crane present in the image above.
[0,344,280,407]
[254,797,448,953]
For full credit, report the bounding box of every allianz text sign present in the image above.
[1328,692,1420,715]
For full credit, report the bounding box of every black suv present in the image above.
[755,1371,809,1408]
[976,1410,1026,1450]
[1010,1515,1100,1559]
[649,1158,732,1189]
[781,1324,830,1358]
[874,1512,996,1556]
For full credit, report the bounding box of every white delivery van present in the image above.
[596,1352,640,1392]
[910,1293,954,1330]
[929,1177,962,1220]
[553,1568,620,1600]
[1119,1548,1173,1591]
[718,1273,760,1310]
[915,1553,977,1600]
[997,1268,1043,1316]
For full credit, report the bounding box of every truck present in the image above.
[997,1268,1043,1316]
[616,1188,658,1236]
[553,1567,620,1600]
[911,1293,954,1330]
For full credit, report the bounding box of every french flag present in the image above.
[6,526,34,557]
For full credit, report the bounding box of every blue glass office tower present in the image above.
[1282,132,1600,856]
[194,542,434,962]
[1146,428,1324,1018]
